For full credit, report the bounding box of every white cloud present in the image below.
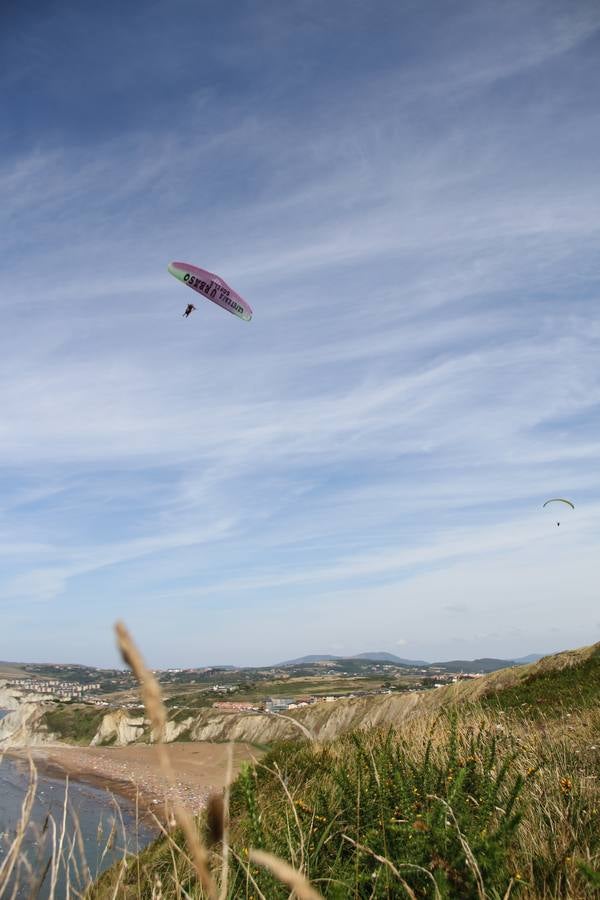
[1,0,599,664]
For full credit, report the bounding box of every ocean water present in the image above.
[0,752,157,898]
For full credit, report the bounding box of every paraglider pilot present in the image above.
[183,303,196,318]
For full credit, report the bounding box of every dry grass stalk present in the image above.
[48,773,70,899]
[115,620,218,900]
[148,809,194,861]
[501,878,516,899]
[258,759,306,871]
[239,708,315,742]
[426,796,485,900]
[0,756,37,892]
[72,804,93,889]
[206,795,225,847]
[341,834,441,900]
[217,741,233,900]
[228,847,267,900]
[249,848,324,900]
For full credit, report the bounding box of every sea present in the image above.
[0,727,157,898]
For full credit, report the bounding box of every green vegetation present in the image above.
[7,642,595,899]
[227,710,599,898]
[160,675,418,711]
[41,703,106,745]
[90,702,600,898]
[165,693,214,719]
[226,722,525,897]
[482,649,600,715]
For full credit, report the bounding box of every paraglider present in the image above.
[183,303,196,318]
[168,261,253,322]
[542,498,574,526]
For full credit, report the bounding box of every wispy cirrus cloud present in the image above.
[0,0,599,665]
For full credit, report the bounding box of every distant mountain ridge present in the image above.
[429,658,517,674]
[2,651,547,675]
[512,653,544,664]
[277,652,425,667]
[352,652,430,666]
[278,652,545,670]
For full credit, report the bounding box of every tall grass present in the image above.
[89,706,599,898]
[221,708,599,898]
[3,626,599,899]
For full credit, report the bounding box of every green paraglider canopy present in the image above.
[542,498,575,510]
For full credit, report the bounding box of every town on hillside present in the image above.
[0,655,495,714]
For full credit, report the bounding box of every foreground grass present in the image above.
[89,705,600,898]
[7,629,598,899]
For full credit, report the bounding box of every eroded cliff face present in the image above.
[3,641,597,749]
[0,683,21,711]
[91,710,148,746]
[0,703,55,747]
[0,681,49,746]
[89,711,195,746]
[0,691,440,748]
[163,718,194,743]
[189,710,300,744]
[0,680,42,711]
[185,693,435,744]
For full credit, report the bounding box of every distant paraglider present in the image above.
[542,498,575,527]
[168,261,253,322]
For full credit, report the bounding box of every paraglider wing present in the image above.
[168,261,253,321]
[542,499,575,510]
[542,498,575,527]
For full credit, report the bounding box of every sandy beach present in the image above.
[20,742,263,819]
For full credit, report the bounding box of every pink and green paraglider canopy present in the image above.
[168,261,252,321]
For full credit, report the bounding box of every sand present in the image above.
[23,742,263,819]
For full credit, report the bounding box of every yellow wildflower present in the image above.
[560,777,572,794]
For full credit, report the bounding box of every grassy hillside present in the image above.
[90,705,600,898]
[89,640,600,899]
[288,641,600,741]
[30,642,600,749]
[483,646,600,715]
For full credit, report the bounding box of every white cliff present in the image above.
[91,710,148,746]
[90,711,195,745]
[0,680,42,710]
[0,703,55,747]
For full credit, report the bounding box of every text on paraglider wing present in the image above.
[183,272,245,315]
[183,272,224,294]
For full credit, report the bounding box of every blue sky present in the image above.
[1,0,599,667]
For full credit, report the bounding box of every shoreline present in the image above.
[6,741,263,823]
[23,748,158,819]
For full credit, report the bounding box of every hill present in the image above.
[279,652,537,671]
[279,652,427,667]
[512,652,545,663]
[182,640,600,744]
[90,638,600,899]
[92,640,600,749]
[278,654,341,666]
[4,641,598,750]
[429,657,517,673]
[352,651,429,665]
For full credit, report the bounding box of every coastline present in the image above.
[6,741,262,822]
